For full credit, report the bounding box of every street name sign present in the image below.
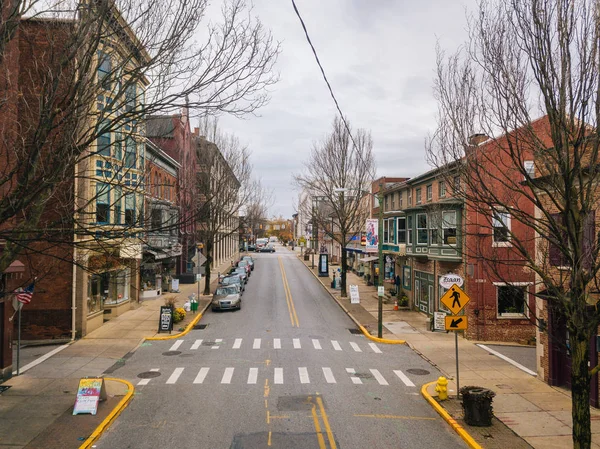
[445,316,468,331]
[440,284,470,315]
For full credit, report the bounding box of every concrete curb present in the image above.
[421,381,481,449]
[145,300,212,341]
[78,378,135,449]
[301,260,406,344]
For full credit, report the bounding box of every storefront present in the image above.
[384,254,396,281]
[414,270,435,315]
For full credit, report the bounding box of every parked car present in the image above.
[232,267,248,284]
[238,259,252,274]
[211,285,242,311]
[241,256,254,270]
[259,244,275,253]
[221,275,244,293]
[247,244,256,252]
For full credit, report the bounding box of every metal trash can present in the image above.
[460,386,496,426]
[190,300,198,313]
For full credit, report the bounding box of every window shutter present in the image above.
[583,210,595,270]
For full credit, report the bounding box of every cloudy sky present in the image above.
[214,0,477,218]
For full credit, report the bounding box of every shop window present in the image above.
[426,184,432,202]
[87,273,106,314]
[416,188,422,204]
[497,284,528,318]
[492,210,511,244]
[439,180,446,198]
[103,268,130,305]
[397,217,406,244]
[125,193,135,226]
[417,213,428,245]
[443,210,457,245]
[96,183,110,223]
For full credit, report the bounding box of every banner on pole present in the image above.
[365,219,379,253]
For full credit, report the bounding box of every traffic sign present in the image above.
[440,283,470,315]
[445,315,468,331]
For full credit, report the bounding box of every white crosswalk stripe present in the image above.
[221,367,234,384]
[253,338,261,349]
[312,339,322,350]
[274,338,281,349]
[274,368,284,384]
[193,367,210,384]
[232,338,242,349]
[370,369,388,385]
[331,340,342,351]
[293,338,301,349]
[212,339,223,349]
[350,342,362,352]
[368,343,382,354]
[138,368,159,386]
[346,368,362,384]
[299,367,310,384]
[394,370,415,387]
[322,367,336,384]
[248,368,258,384]
[169,340,184,351]
[190,339,203,350]
[166,367,184,384]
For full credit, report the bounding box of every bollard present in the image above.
[435,376,449,401]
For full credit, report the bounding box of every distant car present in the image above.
[241,256,254,270]
[211,285,242,311]
[259,244,275,253]
[221,275,244,293]
[247,244,256,251]
[238,259,252,274]
[232,267,248,284]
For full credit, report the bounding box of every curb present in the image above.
[301,261,406,344]
[421,381,482,449]
[145,300,211,341]
[78,378,135,449]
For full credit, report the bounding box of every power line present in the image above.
[290,0,360,152]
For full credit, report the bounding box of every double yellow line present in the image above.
[308,395,337,449]
[279,257,299,327]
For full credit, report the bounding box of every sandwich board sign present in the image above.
[159,306,173,333]
[350,285,360,304]
[73,377,107,415]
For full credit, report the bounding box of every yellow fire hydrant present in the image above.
[435,376,449,401]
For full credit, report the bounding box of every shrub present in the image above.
[164,295,177,308]
[173,307,186,323]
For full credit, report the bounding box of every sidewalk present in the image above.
[0,257,235,449]
[295,247,600,449]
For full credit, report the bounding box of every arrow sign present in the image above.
[445,315,468,331]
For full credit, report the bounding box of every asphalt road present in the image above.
[97,247,467,449]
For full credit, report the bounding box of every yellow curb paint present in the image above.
[145,309,204,341]
[78,378,134,449]
[354,414,436,421]
[421,381,482,449]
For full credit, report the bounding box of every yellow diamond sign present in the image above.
[440,284,470,315]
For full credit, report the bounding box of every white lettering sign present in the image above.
[439,273,464,289]
[350,285,360,304]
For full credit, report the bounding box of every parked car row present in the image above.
[211,255,255,312]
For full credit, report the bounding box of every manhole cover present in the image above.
[354,372,373,379]
[194,324,208,330]
[0,386,11,393]
[202,341,216,346]
[348,328,362,335]
[162,351,181,356]
[137,371,161,379]
[406,368,430,375]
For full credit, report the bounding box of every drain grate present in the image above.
[348,328,362,335]
[137,371,161,379]
[0,386,11,393]
[406,368,430,375]
[162,351,181,356]
[194,324,208,330]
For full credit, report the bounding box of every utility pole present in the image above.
[377,182,384,338]
[311,200,316,269]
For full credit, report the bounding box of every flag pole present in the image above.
[17,305,21,375]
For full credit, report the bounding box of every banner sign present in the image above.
[159,306,173,333]
[73,377,107,415]
[365,219,379,253]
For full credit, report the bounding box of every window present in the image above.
[96,183,110,223]
[399,192,403,208]
[114,186,122,224]
[492,210,510,243]
[407,215,413,245]
[417,213,428,245]
[125,137,136,168]
[126,84,136,112]
[442,211,457,245]
[397,217,406,244]
[125,193,135,226]
[391,193,395,210]
[97,120,111,157]
[383,218,390,243]
[524,160,534,179]
[408,190,412,206]
[497,285,528,317]
[416,188,422,204]
[453,176,460,192]
[97,51,111,84]
[384,196,389,212]
[114,130,122,160]
[439,180,446,198]
[426,184,432,202]
[549,211,595,268]
[429,212,441,245]
[151,208,162,230]
[170,212,178,236]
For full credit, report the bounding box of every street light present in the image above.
[334,185,385,338]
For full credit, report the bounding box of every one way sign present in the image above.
[445,316,468,331]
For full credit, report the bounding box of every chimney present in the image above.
[468,133,488,146]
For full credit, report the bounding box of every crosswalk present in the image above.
[167,338,384,353]
[136,366,418,387]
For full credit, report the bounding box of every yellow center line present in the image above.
[268,431,272,446]
[316,396,337,449]
[279,257,300,327]
[264,379,270,398]
[267,410,271,424]
[354,414,437,421]
[310,402,327,449]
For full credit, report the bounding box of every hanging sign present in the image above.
[73,377,107,415]
[159,306,173,333]
[439,273,464,289]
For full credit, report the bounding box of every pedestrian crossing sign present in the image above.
[440,283,470,315]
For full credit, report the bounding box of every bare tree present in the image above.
[428,1,600,447]
[0,0,280,277]
[295,116,375,297]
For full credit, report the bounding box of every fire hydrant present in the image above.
[435,376,449,401]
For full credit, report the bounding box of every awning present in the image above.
[3,260,25,273]
[359,256,379,263]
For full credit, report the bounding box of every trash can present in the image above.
[190,300,198,313]
[460,386,496,426]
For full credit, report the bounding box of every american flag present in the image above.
[16,282,35,304]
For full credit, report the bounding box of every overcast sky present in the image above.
[214,0,477,218]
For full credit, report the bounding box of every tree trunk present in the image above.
[571,332,592,449]
[340,247,347,297]
[203,239,214,295]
